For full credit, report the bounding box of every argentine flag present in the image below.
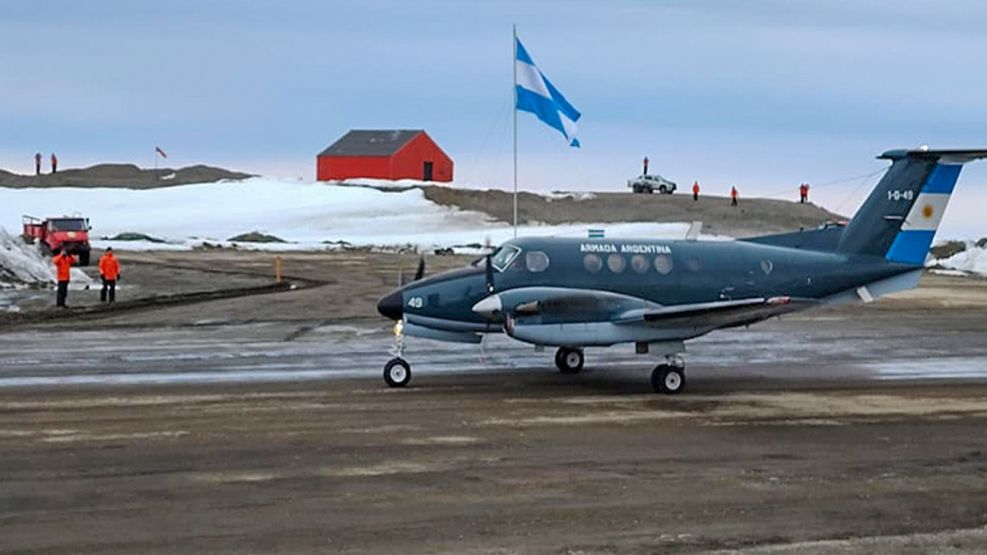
[515,37,581,147]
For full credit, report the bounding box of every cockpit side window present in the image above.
[525,251,550,272]
[490,245,521,272]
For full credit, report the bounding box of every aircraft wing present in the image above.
[616,296,818,329]
[473,287,817,330]
[472,287,656,321]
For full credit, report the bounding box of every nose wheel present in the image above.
[384,357,411,388]
[651,362,685,394]
[555,347,585,374]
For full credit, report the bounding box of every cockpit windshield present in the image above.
[489,244,521,271]
[49,219,87,231]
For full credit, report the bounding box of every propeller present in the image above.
[484,254,494,292]
[414,254,425,281]
[398,254,427,286]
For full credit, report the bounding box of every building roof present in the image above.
[318,129,425,157]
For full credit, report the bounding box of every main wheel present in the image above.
[651,364,685,394]
[555,347,584,374]
[383,357,411,388]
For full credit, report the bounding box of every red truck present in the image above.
[22,215,92,266]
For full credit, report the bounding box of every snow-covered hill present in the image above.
[930,242,987,276]
[0,178,699,251]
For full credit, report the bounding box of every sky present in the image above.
[2,0,986,237]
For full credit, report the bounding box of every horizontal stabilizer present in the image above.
[880,148,987,164]
[742,224,845,251]
[824,269,924,306]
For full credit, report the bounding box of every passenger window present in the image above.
[654,254,674,275]
[526,251,550,272]
[630,254,649,274]
[760,259,774,275]
[607,254,626,273]
[583,254,603,274]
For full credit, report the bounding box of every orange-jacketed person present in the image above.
[52,248,77,308]
[98,247,121,303]
[730,185,739,206]
[692,181,700,201]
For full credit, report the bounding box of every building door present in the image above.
[423,161,433,181]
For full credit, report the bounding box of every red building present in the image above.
[316,129,453,182]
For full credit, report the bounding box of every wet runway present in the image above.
[4,301,987,553]
[2,307,986,390]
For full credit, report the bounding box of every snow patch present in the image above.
[2,179,714,252]
[0,228,57,287]
[0,228,95,298]
[930,242,987,276]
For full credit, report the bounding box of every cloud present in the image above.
[2,0,986,234]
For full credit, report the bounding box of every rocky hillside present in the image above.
[0,164,252,189]
[421,186,844,238]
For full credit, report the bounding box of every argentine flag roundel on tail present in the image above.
[515,37,581,147]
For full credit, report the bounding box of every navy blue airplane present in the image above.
[377,148,986,393]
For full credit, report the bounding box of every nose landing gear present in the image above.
[383,321,411,388]
[384,357,411,388]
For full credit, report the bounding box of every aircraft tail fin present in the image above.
[836,148,987,264]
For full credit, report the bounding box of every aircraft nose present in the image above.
[377,290,404,320]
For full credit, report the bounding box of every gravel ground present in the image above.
[0,251,986,554]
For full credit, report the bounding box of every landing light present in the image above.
[394,320,404,337]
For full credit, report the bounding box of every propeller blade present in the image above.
[485,254,494,292]
[414,254,425,281]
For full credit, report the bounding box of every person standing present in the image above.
[803,183,810,203]
[52,248,77,308]
[692,181,700,201]
[34,152,42,175]
[50,152,58,174]
[643,156,649,175]
[799,183,807,203]
[730,186,739,207]
[98,247,120,303]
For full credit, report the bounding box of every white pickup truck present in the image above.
[627,174,677,194]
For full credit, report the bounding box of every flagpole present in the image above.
[512,24,518,238]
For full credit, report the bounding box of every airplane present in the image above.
[376,148,987,393]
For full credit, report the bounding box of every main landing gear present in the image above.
[651,356,686,394]
[555,347,584,374]
[553,347,686,394]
